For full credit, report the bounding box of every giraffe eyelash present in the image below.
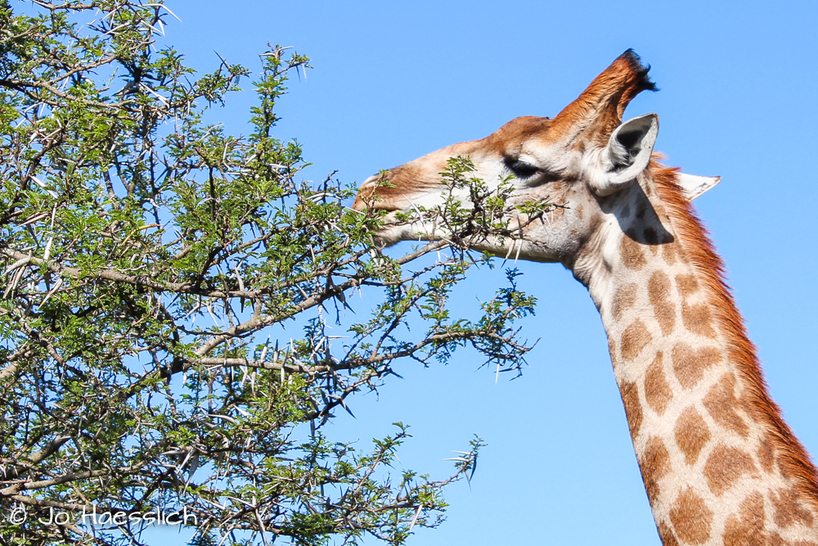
[503,157,540,179]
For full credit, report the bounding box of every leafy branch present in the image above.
[0,2,538,545]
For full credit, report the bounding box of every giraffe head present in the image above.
[353,50,718,267]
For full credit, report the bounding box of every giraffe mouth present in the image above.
[349,174,414,246]
[370,209,434,248]
[351,173,409,215]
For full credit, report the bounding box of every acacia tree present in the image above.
[0,1,536,545]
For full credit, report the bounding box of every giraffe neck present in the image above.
[574,167,818,545]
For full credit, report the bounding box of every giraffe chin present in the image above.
[369,216,446,248]
[371,218,558,264]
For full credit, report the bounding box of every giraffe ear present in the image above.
[592,114,659,196]
[676,173,721,200]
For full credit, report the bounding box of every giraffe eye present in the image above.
[504,157,540,179]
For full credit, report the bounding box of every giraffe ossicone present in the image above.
[354,50,818,545]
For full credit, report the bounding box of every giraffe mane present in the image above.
[650,161,818,509]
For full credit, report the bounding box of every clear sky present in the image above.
[137,1,818,544]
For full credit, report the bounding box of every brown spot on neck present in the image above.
[681,300,717,338]
[620,234,647,270]
[704,444,758,496]
[671,343,722,389]
[758,436,776,474]
[620,380,643,438]
[703,373,750,438]
[669,487,714,544]
[674,407,711,466]
[611,283,637,322]
[662,240,681,265]
[723,492,766,546]
[675,273,699,297]
[648,270,675,336]
[644,353,672,415]
[771,487,815,528]
[640,437,671,505]
[621,319,652,361]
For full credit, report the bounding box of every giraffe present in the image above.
[352,50,818,545]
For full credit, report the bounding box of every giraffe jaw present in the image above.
[366,209,564,265]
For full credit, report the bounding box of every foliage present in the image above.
[0,1,535,544]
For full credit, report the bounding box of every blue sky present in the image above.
[138,1,818,544]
